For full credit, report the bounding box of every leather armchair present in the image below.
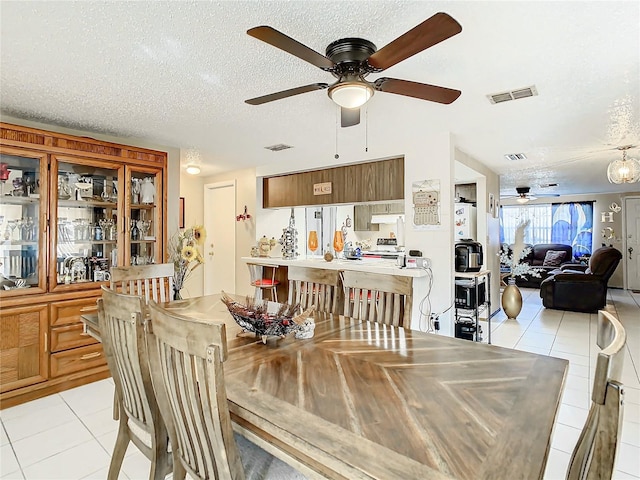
[540,247,622,313]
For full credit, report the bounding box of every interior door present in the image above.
[203,181,235,295]
[624,197,640,290]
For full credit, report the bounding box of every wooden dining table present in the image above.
[82,293,568,480]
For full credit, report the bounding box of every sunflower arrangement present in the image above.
[168,225,206,297]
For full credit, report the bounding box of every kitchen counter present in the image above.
[240,256,427,278]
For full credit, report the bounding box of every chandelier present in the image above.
[607,146,640,184]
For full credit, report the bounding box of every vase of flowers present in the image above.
[499,220,541,320]
[168,225,206,300]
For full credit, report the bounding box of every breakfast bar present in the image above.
[241,256,429,329]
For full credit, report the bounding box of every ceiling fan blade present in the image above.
[374,78,461,104]
[367,12,462,71]
[341,108,360,128]
[245,83,329,105]
[247,26,335,70]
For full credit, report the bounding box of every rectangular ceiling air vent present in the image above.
[504,153,527,161]
[488,85,538,104]
[264,143,293,152]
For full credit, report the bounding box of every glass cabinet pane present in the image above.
[0,153,44,290]
[56,161,120,286]
[128,170,161,266]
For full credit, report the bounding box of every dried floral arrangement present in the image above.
[221,293,315,343]
[168,225,206,298]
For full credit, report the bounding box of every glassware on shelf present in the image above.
[308,230,319,255]
[131,219,139,240]
[333,230,344,258]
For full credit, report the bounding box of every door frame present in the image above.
[203,180,236,295]
[623,195,640,290]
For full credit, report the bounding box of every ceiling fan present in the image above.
[501,186,560,204]
[245,12,462,127]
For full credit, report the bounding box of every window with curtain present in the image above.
[500,204,553,245]
[551,202,593,256]
[500,201,593,257]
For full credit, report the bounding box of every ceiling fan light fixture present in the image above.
[185,164,201,175]
[516,196,530,204]
[328,82,374,109]
[607,147,640,184]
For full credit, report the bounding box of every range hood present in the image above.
[370,214,405,224]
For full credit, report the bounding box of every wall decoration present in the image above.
[412,179,441,230]
[489,193,495,217]
[179,197,185,229]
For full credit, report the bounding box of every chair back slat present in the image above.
[287,266,341,314]
[100,288,155,427]
[146,301,244,480]
[567,310,626,480]
[110,263,174,304]
[341,271,413,328]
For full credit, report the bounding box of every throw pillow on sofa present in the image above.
[543,250,566,267]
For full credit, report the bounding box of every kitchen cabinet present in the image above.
[0,122,167,407]
[370,202,404,215]
[354,205,379,232]
[263,157,403,208]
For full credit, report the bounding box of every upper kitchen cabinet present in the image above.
[263,157,404,208]
[0,147,48,296]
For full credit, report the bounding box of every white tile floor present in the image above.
[1,288,639,479]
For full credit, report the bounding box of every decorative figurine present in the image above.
[279,208,298,259]
[141,177,155,204]
[132,178,141,204]
[258,235,276,257]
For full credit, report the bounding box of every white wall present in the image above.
[455,148,502,319]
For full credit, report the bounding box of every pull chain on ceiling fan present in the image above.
[245,12,463,127]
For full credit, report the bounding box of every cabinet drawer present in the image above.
[50,323,97,353]
[50,298,99,327]
[50,344,106,378]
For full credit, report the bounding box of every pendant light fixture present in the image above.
[607,146,640,184]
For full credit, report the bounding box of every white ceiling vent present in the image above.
[504,153,527,161]
[264,143,293,152]
[488,85,538,104]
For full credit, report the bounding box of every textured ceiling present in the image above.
[1,1,639,197]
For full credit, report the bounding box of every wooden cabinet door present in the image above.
[354,205,379,232]
[0,304,48,393]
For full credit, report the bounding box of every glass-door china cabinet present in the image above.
[49,156,165,291]
[0,122,168,408]
[50,155,124,291]
[0,148,48,295]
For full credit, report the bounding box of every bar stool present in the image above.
[247,263,280,301]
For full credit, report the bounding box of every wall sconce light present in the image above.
[236,205,251,221]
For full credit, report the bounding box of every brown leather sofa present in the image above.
[539,246,622,313]
[501,243,574,288]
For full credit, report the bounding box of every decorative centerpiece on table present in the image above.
[221,293,315,343]
[499,220,542,320]
[168,225,206,300]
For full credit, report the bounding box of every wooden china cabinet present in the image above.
[0,123,167,408]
